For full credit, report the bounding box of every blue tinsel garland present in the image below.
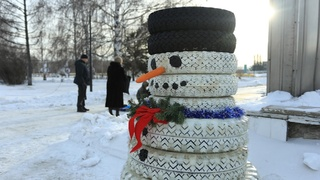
[183,107,245,119]
[134,97,245,120]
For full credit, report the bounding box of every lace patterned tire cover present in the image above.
[148,7,236,34]
[149,74,238,97]
[121,162,148,180]
[148,51,237,74]
[127,146,247,179]
[121,161,259,180]
[141,117,248,153]
[148,30,236,55]
[151,96,236,111]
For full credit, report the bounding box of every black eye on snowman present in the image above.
[151,58,157,70]
[169,55,182,68]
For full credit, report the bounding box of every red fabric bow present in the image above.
[129,105,168,153]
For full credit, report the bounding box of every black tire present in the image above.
[148,30,236,54]
[148,7,236,34]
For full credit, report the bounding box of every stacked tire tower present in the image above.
[121,7,259,179]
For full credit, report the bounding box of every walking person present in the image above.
[105,56,126,116]
[74,54,90,112]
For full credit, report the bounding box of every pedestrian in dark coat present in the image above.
[74,54,90,112]
[105,56,126,116]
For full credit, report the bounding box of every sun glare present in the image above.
[194,0,271,68]
[268,3,276,19]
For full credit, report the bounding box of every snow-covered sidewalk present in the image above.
[0,76,320,180]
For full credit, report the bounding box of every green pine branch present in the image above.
[128,97,185,124]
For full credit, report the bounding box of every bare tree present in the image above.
[96,0,193,58]
[0,0,36,85]
[23,0,33,85]
[31,0,53,80]
[97,0,158,58]
[25,0,192,76]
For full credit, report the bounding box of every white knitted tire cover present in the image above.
[120,160,259,180]
[149,74,238,97]
[141,117,248,153]
[148,51,237,74]
[127,146,247,179]
[151,95,236,111]
[121,162,149,180]
[144,117,248,138]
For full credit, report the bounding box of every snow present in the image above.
[0,74,320,180]
[238,89,320,112]
[304,153,320,171]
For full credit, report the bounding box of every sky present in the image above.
[0,75,320,179]
[26,0,271,68]
[196,0,271,68]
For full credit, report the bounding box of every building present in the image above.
[268,0,320,97]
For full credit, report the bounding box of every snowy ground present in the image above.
[0,74,320,180]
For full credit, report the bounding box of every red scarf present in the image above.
[128,105,168,153]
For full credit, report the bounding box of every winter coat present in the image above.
[136,82,151,103]
[73,59,90,86]
[105,61,126,108]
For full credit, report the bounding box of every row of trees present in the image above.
[0,0,192,85]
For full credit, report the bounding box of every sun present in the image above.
[268,2,276,19]
[192,0,272,67]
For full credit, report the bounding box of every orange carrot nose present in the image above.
[136,66,165,83]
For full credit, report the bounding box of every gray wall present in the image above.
[268,0,320,97]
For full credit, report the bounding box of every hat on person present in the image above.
[80,54,88,59]
[142,81,149,87]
